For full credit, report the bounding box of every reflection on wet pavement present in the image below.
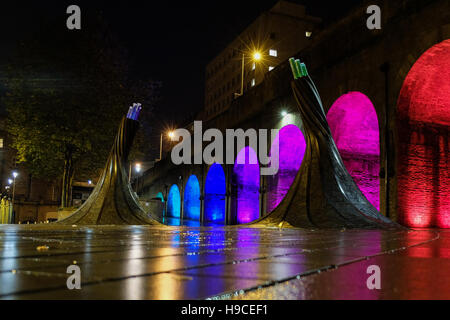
[0,225,445,299]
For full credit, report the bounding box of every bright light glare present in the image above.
[12,171,18,178]
[281,111,288,117]
[253,52,262,61]
[168,131,175,139]
[135,163,142,173]
[8,179,12,185]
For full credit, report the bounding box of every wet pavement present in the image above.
[0,224,447,299]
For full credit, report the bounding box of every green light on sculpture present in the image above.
[300,62,308,76]
[289,58,309,79]
[289,58,300,79]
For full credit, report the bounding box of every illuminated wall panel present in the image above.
[183,175,201,220]
[204,163,226,223]
[327,92,380,210]
[231,147,260,224]
[397,40,450,228]
[266,124,306,213]
[167,184,181,218]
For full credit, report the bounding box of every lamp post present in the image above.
[235,51,262,98]
[11,171,18,223]
[159,131,175,161]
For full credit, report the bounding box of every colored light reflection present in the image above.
[204,163,226,223]
[397,40,450,228]
[266,124,306,213]
[183,175,201,221]
[167,184,181,218]
[232,147,260,224]
[327,92,380,210]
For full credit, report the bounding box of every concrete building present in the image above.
[203,1,320,120]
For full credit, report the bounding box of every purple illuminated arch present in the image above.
[327,92,380,210]
[266,124,306,213]
[231,147,260,224]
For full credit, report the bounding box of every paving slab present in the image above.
[0,225,442,299]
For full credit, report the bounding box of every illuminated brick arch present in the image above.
[397,39,450,228]
[204,163,226,223]
[231,146,260,224]
[183,175,200,221]
[327,92,380,210]
[155,192,164,202]
[266,124,306,213]
[167,184,181,218]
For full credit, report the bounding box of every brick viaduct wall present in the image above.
[139,0,450,224]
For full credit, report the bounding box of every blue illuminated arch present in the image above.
[167,184,181,218]
[204,163,226,223]
[231,147,260,224]
[184,175,201,220]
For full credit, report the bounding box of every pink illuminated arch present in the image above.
[327,92,380,210]
[397,40,450,228]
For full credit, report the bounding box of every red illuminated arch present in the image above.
[397,39,450,228]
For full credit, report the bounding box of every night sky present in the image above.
[0,0,361,131]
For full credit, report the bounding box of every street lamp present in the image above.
[135,163,141,173]
[281,110,288,117]
[235,50,263,98]
[159,131,176,161]
[11,171,18,220]
[253,51,262,61]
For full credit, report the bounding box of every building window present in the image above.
[269,49,277,57]
[251,78,256,87]
[268,66,274,71]
[0,138,3,148]
[306,31,312,38]
[252,62,256,71]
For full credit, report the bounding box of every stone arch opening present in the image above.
[266,124,306,213]
[183,175,201,221]
[397,39,450,228]
[204,163,226,223]
[156,192,164,202]
[231,146,260,224]
[167,184,181,218]
[327,91,381,210]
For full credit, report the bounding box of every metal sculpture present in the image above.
[57,104,160,225]
[254,59,402,229]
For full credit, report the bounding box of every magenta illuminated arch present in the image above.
[266,124,306,213]
[397,40,450,228]
[327,92,380,210]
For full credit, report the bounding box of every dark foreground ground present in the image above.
[0,225,448,299]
